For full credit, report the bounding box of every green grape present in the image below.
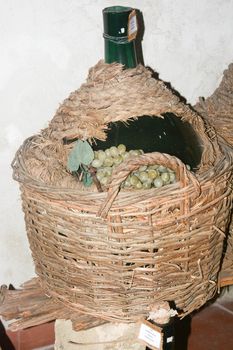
[96,169,105,181]
[164,180,171,186]
[100,176,109,186]
[103,167,112,176]
[123,176,132,188]
[92,159,103,168]
[157,165,167,173]
[148,169,158,180]
[169,172,176,183]
[138,171,149,182]
[94,151,98,159]
[105,148,111,157]
[129,150,141,156]
[97,150,106,162]
[122,152,130,160]
[139,165,147,172]
[161,172,170,183]
[186,164,191,171]
[153,177,163,188]
[135,181,143,189]
[117,144,126,154]
[143,181,152,189]
[148,164,159,170]
[114,155,123,166]
[130,175,140,186]
[110,146,119,157]
[103,157,114,167]
[93,145,179,191]
[145,177,153,185]
[132,170,139,176]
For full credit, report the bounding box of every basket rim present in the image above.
[12,135,233,201]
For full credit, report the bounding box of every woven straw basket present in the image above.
[195,62,233,276]
[13,61,233,322]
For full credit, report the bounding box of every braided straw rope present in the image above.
[12,61,233,322]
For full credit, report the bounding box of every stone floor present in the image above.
[175,299,233,350]
[2,297,233,349]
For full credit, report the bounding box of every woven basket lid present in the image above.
[14,60,220,189]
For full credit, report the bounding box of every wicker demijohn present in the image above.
[195,62,233,276]
[12,61,233,322]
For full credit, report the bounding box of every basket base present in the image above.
[0,278,105,332]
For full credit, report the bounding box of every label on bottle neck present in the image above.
[128,9,138,41]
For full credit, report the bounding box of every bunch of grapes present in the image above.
[91,144,178,189]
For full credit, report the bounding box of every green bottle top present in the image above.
[103,6,138,68]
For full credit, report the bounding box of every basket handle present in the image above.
[98,152,200,218]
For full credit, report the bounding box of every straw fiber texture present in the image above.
[12,61,233,322]
[195,63,233,146]
[26,60,219,189]
[195,63,233,276]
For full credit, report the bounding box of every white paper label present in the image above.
[138,323,161,349]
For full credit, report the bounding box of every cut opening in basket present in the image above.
[92,113,203,170]
[65,112,203,192]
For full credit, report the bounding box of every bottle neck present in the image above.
[103,6,138,69]
[104,39,137,68]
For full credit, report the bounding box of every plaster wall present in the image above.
[1,0,233,287]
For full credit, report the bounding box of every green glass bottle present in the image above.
[103,6,138,68]
[99,6,202,170]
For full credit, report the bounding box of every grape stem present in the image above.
[86,165,103,193]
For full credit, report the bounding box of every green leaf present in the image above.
[83,171,93,187]
[67,140,94,172]
[67,151,81,172]
[78,140,95,165]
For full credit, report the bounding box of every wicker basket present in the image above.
[195,62,233,276]
[195,63,233,146]
[12,61,233,322]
